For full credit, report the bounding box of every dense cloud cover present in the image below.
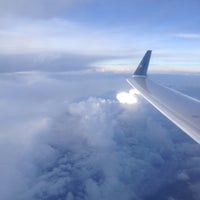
[1,72,200,200]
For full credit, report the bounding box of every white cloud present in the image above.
[177,171,190,181]
[0,18,132,55]
[172,33,200,39]
[1,72,200,200]
[0,18,141,73]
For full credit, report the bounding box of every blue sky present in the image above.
[0,0,200,72]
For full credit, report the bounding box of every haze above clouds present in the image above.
[1,0,200,72]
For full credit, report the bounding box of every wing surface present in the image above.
[127,50,200,143]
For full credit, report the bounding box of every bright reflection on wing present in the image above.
[116,89,139,104]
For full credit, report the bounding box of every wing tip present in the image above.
[133,50,152,77]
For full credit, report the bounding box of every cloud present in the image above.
[0,18,141,55]
[172,33,200,39]
[0,18,141,73]
[1,72,200,200]
[0,52,108,73]
[0,0,200,75]
[1,16,200,73]
[0,0,91,18]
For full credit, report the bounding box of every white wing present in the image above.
[127,50,200,143]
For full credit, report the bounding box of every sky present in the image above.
[0,0,200,72]
[1,1,200,200]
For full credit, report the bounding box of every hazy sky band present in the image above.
[0,0,200,72]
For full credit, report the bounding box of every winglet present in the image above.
[133,50,152,76]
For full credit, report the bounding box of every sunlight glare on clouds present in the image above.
[116,89,139,104]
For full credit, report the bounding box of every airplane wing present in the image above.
[127,50,200,143]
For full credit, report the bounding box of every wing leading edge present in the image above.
[127,51,200,143]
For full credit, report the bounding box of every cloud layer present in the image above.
[1,72,200,200]
[0,53,108,73]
